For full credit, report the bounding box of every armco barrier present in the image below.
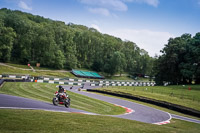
[87,89,200,118]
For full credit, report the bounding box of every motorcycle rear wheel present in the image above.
[65,99,70,108]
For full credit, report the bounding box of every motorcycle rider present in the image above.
[58,85,64,93]
[53,85,70,108]
[58,85,67,101]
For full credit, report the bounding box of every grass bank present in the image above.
[0,109,199,133]
[0,82,125,115]
[0,64,75,78]
[97,85,200,111]
[1,62,151,81]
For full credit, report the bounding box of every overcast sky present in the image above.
[1,0,200,56]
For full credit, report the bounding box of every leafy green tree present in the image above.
[0,21,16,62]
[0,8,155,76]
[154,33,200,85]
[190,33,200,84]
[53,49,65,69]
[111,51,126,76]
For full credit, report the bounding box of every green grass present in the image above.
[98,85,200,111]
[6,62,67,70]
[0,82,125,115]
[0,65,31,75]
[106,75,133,80]
[0,109,199,133]
[5,63,31,69]
[89,90,200,120]
[105,75,150,81]
[1,62,151,81]
[0,65,75,78]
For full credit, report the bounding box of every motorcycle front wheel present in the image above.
[52,97,58,106]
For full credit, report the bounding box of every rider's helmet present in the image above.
[58,85,64,93]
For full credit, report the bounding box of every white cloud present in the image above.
[79,0,159,17]
[88,8,110,16]
[80,0,127,11]
[90,24,101,32]
[107,29,174,56]
[142,0,159,7]
[111,13,119,19]
[18,1,32,10]
[126,0,159,7]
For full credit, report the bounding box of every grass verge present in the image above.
[5,63,31,69]
[0,82,125,115]
[87,90,200,120]
[0,65,75,78]
[98,85,200,111]
[0,109,199,133]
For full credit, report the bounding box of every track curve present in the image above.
[64,85,171,124]
[0,84,171,124]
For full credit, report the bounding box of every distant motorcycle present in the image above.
[52,91,70,108]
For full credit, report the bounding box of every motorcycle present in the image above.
[52,91,70,108]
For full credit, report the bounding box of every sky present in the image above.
[0,0,200,56]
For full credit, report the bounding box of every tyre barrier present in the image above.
[90,82,155,87]
[32,76,156,86]
[35,80,83,85]
[0,74,155,87]
[99,80,155,85]
[87,89,200,118]
[37,77,96,83]
[0,74,28,79]
[0,78,32,87]
[0,79,4,86]
[0,74,33,85]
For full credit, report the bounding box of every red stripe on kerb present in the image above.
[114,104,133,114]
[154,121,170,125]
[125,108,133,113]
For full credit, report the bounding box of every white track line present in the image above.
[153,112,172,125]
[0,107,69,113]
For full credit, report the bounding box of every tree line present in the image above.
[154,33,200,85]
[0,8,153,77]
[1,8,199,84]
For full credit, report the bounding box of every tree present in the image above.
[154,33,200,85]
[111,51,126,76]
[190,33,200,84]
[0,21,16,62]
[0,8,154,75]
[53,49,65,69]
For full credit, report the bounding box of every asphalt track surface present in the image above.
[65,86,172,124]
[0,84,199,124]
[0,93,92,114]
